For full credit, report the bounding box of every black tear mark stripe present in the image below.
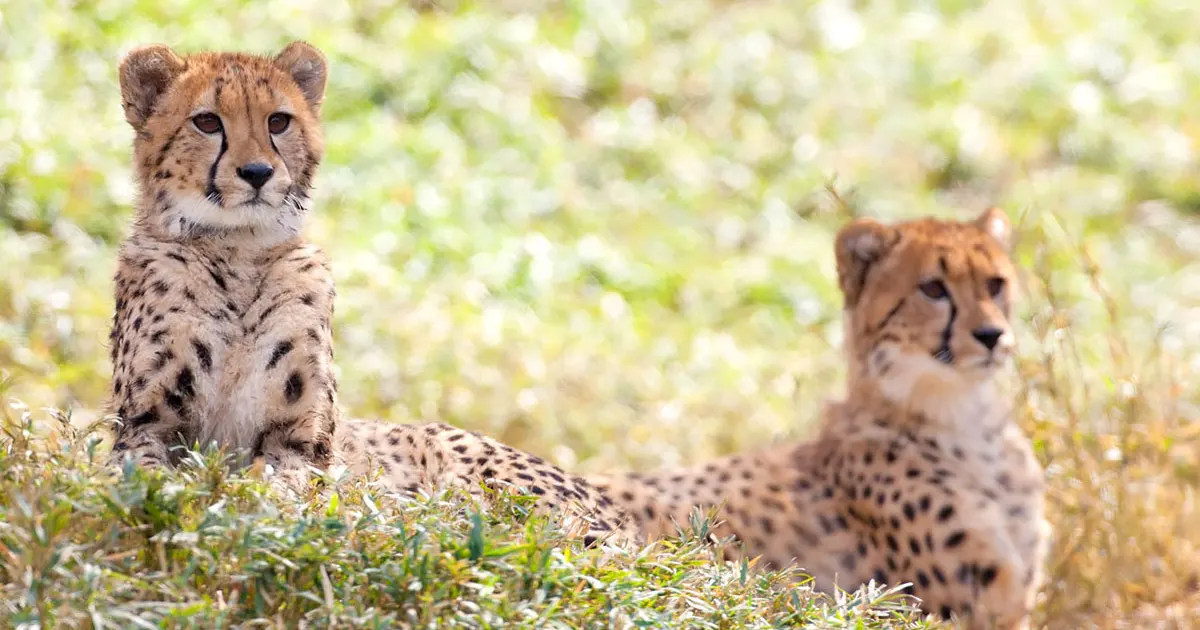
[938,292,957,362]
[206,132,228,204]
[296,127,315,188]
[933,256,957,363]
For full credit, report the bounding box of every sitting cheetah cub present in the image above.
[106,41,635,544]
[590,209,1051,628]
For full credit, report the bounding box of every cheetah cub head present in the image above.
[118,41,327,244]
[835,208,1018,426]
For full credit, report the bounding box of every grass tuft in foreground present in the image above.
[0,404,936,629]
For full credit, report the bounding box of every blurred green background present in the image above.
[2,0,1199,626]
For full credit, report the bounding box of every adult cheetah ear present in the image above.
[274,41,327,113]
[974,206,1012,251]
[835,217,899,309]
[119,44,186,130]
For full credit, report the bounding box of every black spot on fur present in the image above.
[176,367,195,398]
[979,565,998,587]
[129,408,159,428]
[192,339,212,372]
[284,371,304,404]
[267,340,294,369]
[165,392,184,414]
[932,565,947,585]
[916,570,930,589]
[944,531,967,548]
[154,127,182,168]
[151,349,175,371]
[875,297,906,331]
[208,268,227,291]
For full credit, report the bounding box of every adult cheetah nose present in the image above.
[971,326,1005,351]
[236,162,274,190]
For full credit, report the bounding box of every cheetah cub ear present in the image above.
[274,41,328,113]
[974,206,1012,251]
[835,217,899,308]
[118,44,186,130]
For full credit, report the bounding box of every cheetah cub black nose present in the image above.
[236,162,274,189]
[971,326,1004,351]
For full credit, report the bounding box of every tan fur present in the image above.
[590,209,1050,628]
[107,42,636,545]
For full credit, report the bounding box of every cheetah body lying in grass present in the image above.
[589,209,1051,628]
[105,41,635,543]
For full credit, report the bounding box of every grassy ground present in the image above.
[2,0,1199,627]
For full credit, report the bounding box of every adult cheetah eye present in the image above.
[918,279,948,300]
[986,277,1006,298]
[192,113,222,134]
[267,113,292,135]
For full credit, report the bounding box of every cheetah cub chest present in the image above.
[107,41,339,474]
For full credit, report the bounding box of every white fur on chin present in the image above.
[872,346,1007,431]
[161,193,308,246]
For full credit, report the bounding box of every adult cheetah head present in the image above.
[118,41,326,243]
[835,208,1018,422]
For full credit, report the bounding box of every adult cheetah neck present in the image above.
[831,378,1012,439]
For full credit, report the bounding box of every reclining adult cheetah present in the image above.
[106,41,635,543]
[588,209,1051,628]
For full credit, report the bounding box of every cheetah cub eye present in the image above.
[918,279,948,300]
[985,277,1005,298]
[267,112,291,134]
[192,113,222,134]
